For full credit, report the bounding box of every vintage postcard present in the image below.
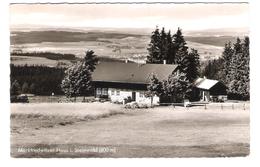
[10,2,249,158]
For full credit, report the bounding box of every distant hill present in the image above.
[184,27,249,37]
[10,31,146,45]
[10,29,244,47]
[10,28,249,65]
[185,36,238,47]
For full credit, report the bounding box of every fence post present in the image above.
[221,104,223,110]
[204,104,207,110]
[232,104,234,110]
[243,104,246,110]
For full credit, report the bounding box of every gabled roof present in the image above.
[92,62,178,84]
[194,77,219,90]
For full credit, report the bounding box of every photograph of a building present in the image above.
[93,61,178,104]
[10,2,250,158]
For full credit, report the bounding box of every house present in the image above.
[92,61,178,104]
[194,77,227,102]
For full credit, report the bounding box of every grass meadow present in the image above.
[11,102,249,158]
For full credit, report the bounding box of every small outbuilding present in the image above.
[194,77,228,102]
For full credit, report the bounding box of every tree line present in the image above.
[202,37,250,100]
[11,51,77,60]
[10,64,65,95]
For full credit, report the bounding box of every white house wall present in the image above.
[135,91,159,104]
[108,88,159,105]
[108,88,132,103]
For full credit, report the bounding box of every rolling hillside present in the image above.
[10,29,245,66]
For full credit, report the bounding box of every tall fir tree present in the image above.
[78,50,99,100]
[172,27,189,65]
[226,37,250,100]
[147,26,162,64]
[166,30,174,64]
[160,27,168,61]
[233,37,242,54]
[83,50,99,72]
[185,48,200,82]
[172,27,191,82]
[241,36,250,99]
[221,41,234,84]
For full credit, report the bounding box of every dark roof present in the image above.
[92,62,178,84]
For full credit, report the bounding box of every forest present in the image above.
[10,64,65,95]
[202,37,250,100]
[11,51,77,60]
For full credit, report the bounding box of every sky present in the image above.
[9,3,249,31]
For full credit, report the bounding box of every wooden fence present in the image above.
[159,102,249,110]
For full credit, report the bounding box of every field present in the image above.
[11,102,249,158]
[11,56,73,67]
[10,30,240,66]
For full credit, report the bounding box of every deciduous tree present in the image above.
[146,73,163,106]
[162,72,192,103]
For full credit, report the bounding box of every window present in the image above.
[139,92,145,98]
[102,88,108,95]
[111,89,115,95]
[96,88,101,95]
[116,90,120,96]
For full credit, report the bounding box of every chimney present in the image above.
[163,60,166,64]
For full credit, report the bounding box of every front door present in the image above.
[132,92,136,101]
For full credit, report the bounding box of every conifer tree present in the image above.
[234,37,242,54]
[172,27,189,65]
[185,48,200,82]
[222,41,234,84]
[83,50,99,72]
[241,36,250,99]
[166,30,174,64]
[147,26,162,64]
[160,27,167,62]
[227,37,250,100]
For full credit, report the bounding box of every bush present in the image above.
[124,102,149,109]
[11,95,29,103]
[123,96,132,104]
